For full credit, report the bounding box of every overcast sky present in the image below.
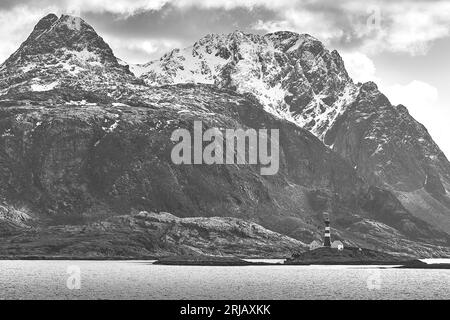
[1,0,449,157]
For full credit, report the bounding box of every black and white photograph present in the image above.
[0,0,449,305]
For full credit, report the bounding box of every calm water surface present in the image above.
[0,260,449,299]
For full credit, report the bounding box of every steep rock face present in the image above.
[360,186,446,241]
[325,82,450,233]
[0,85,361,227]
[325,83,450,191]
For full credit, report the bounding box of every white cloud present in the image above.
[208,1,450,56]
[381,80,450,158]
[250,0,450,56]
[172,0,293,11]
[426,109,450,159]
[105,37,182,63]
[2,0,450,59]
[30,0,293,17]
[361,2,450,55]
[59,0,168,16]
[107,38,181,55]
[383,80,439,110]
[341,52,379,83]
[253,10,345,45]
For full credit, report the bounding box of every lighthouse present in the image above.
[323,212,331,247]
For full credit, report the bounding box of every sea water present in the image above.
[0,260,448,300]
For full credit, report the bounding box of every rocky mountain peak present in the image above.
[134,29,355,134]
[32,13,58,32]
[0,14,133,95]
[4,14,109,64]
[360,81,379,93]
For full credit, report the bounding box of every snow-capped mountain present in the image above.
[0,14,135,96]
[133,31,357,139]
[0,14,449,257]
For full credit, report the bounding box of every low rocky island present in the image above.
[154,255,257,266]
[285,247,414,265]
[396,260,450,269]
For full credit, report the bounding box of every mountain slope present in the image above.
[0,211,306,258]
[1,82,448,256]
[325,82,450,233]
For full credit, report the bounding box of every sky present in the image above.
[0,0,449,156]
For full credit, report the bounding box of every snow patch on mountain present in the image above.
[31,81,59,92]
[296,83,359,139]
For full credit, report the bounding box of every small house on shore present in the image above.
[309,240,322,251]
[331,240,344,251]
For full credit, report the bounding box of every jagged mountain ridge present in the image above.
[134,31,357,139]
[133,29,450,236]
[0,14,448,257]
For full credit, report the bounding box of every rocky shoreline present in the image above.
[152,247,450,267]
[285,247,412,265]
[2,252,450,269]
[396,260,450,269]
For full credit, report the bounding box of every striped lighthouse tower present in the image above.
[323,212,331,247]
